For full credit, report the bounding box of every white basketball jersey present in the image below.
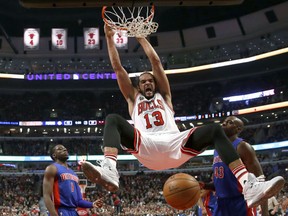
[131,93,179,133]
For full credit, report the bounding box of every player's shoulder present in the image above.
[238,139,252,147]
[44,163,57,175]
[237,140,255,154]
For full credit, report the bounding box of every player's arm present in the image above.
[136,37,172,107]
[75,182,103,209]
[237,141,263,175]
[237,141,268,215]
[43,165,58,216]
[75,185,103,209]
[104,24,137,104]
[75,184,94,208]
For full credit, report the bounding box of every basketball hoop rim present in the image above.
[101,5,155,31]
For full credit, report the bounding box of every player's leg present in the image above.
[82,113,135,192]
[103,113,135,151]
[184,123,285,207]
[185,123,239,165]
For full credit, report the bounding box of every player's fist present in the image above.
[93,198,103,208]
[104,24,115,38]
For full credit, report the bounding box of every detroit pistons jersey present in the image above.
[52,163,81,209]
[131,93,179,133]
[213,137,243,198]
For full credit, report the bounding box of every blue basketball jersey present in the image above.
[213,138,258,216]
[52,163,82,209]
[213,138,243,198]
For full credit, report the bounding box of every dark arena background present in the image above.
[0,0,288,215]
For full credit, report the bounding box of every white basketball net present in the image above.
[102,6,159,37]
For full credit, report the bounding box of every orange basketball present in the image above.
[163,173,200,210]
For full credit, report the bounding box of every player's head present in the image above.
[49,144,69,162]
[137,72,157,99]
[221,116,244,137]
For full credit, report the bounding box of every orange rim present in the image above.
[146,5,155,22]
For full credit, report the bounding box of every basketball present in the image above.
[163,173,200,210]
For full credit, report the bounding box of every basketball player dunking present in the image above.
[82,24,284,208]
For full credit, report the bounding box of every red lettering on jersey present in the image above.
[157,99,164,110]
[138,101,145,115]
[138,99,165,115]
[60,173,79,182]
[148,101,154,110]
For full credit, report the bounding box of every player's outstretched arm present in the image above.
[136,37,172,105]
[104,24,137,103]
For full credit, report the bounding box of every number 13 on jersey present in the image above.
[143,111,164,129]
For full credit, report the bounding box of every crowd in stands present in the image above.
[0,55,288,215]
[1,119,288,157]
[0,70,287,122]
[0,160,288,216]
[0,115,287,215]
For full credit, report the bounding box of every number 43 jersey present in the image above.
[131,93,179,133]
[213,137,244,198]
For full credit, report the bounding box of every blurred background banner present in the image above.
[51,28,67,50]
[24,28,40,50]
[83,27,99,50]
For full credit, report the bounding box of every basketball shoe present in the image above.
[81,160,119,192]
[243,173,285,208]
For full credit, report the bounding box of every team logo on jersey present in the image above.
[139,96,144,101]
[138,99,164,115]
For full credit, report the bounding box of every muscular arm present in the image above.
[104,25,137,107]
[237,141,263,176]
[238,141,268,215]
[136,37,172,107]
[43,164,58,216]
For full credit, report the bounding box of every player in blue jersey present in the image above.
[201,116,269,216]
[43,145,103,216]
